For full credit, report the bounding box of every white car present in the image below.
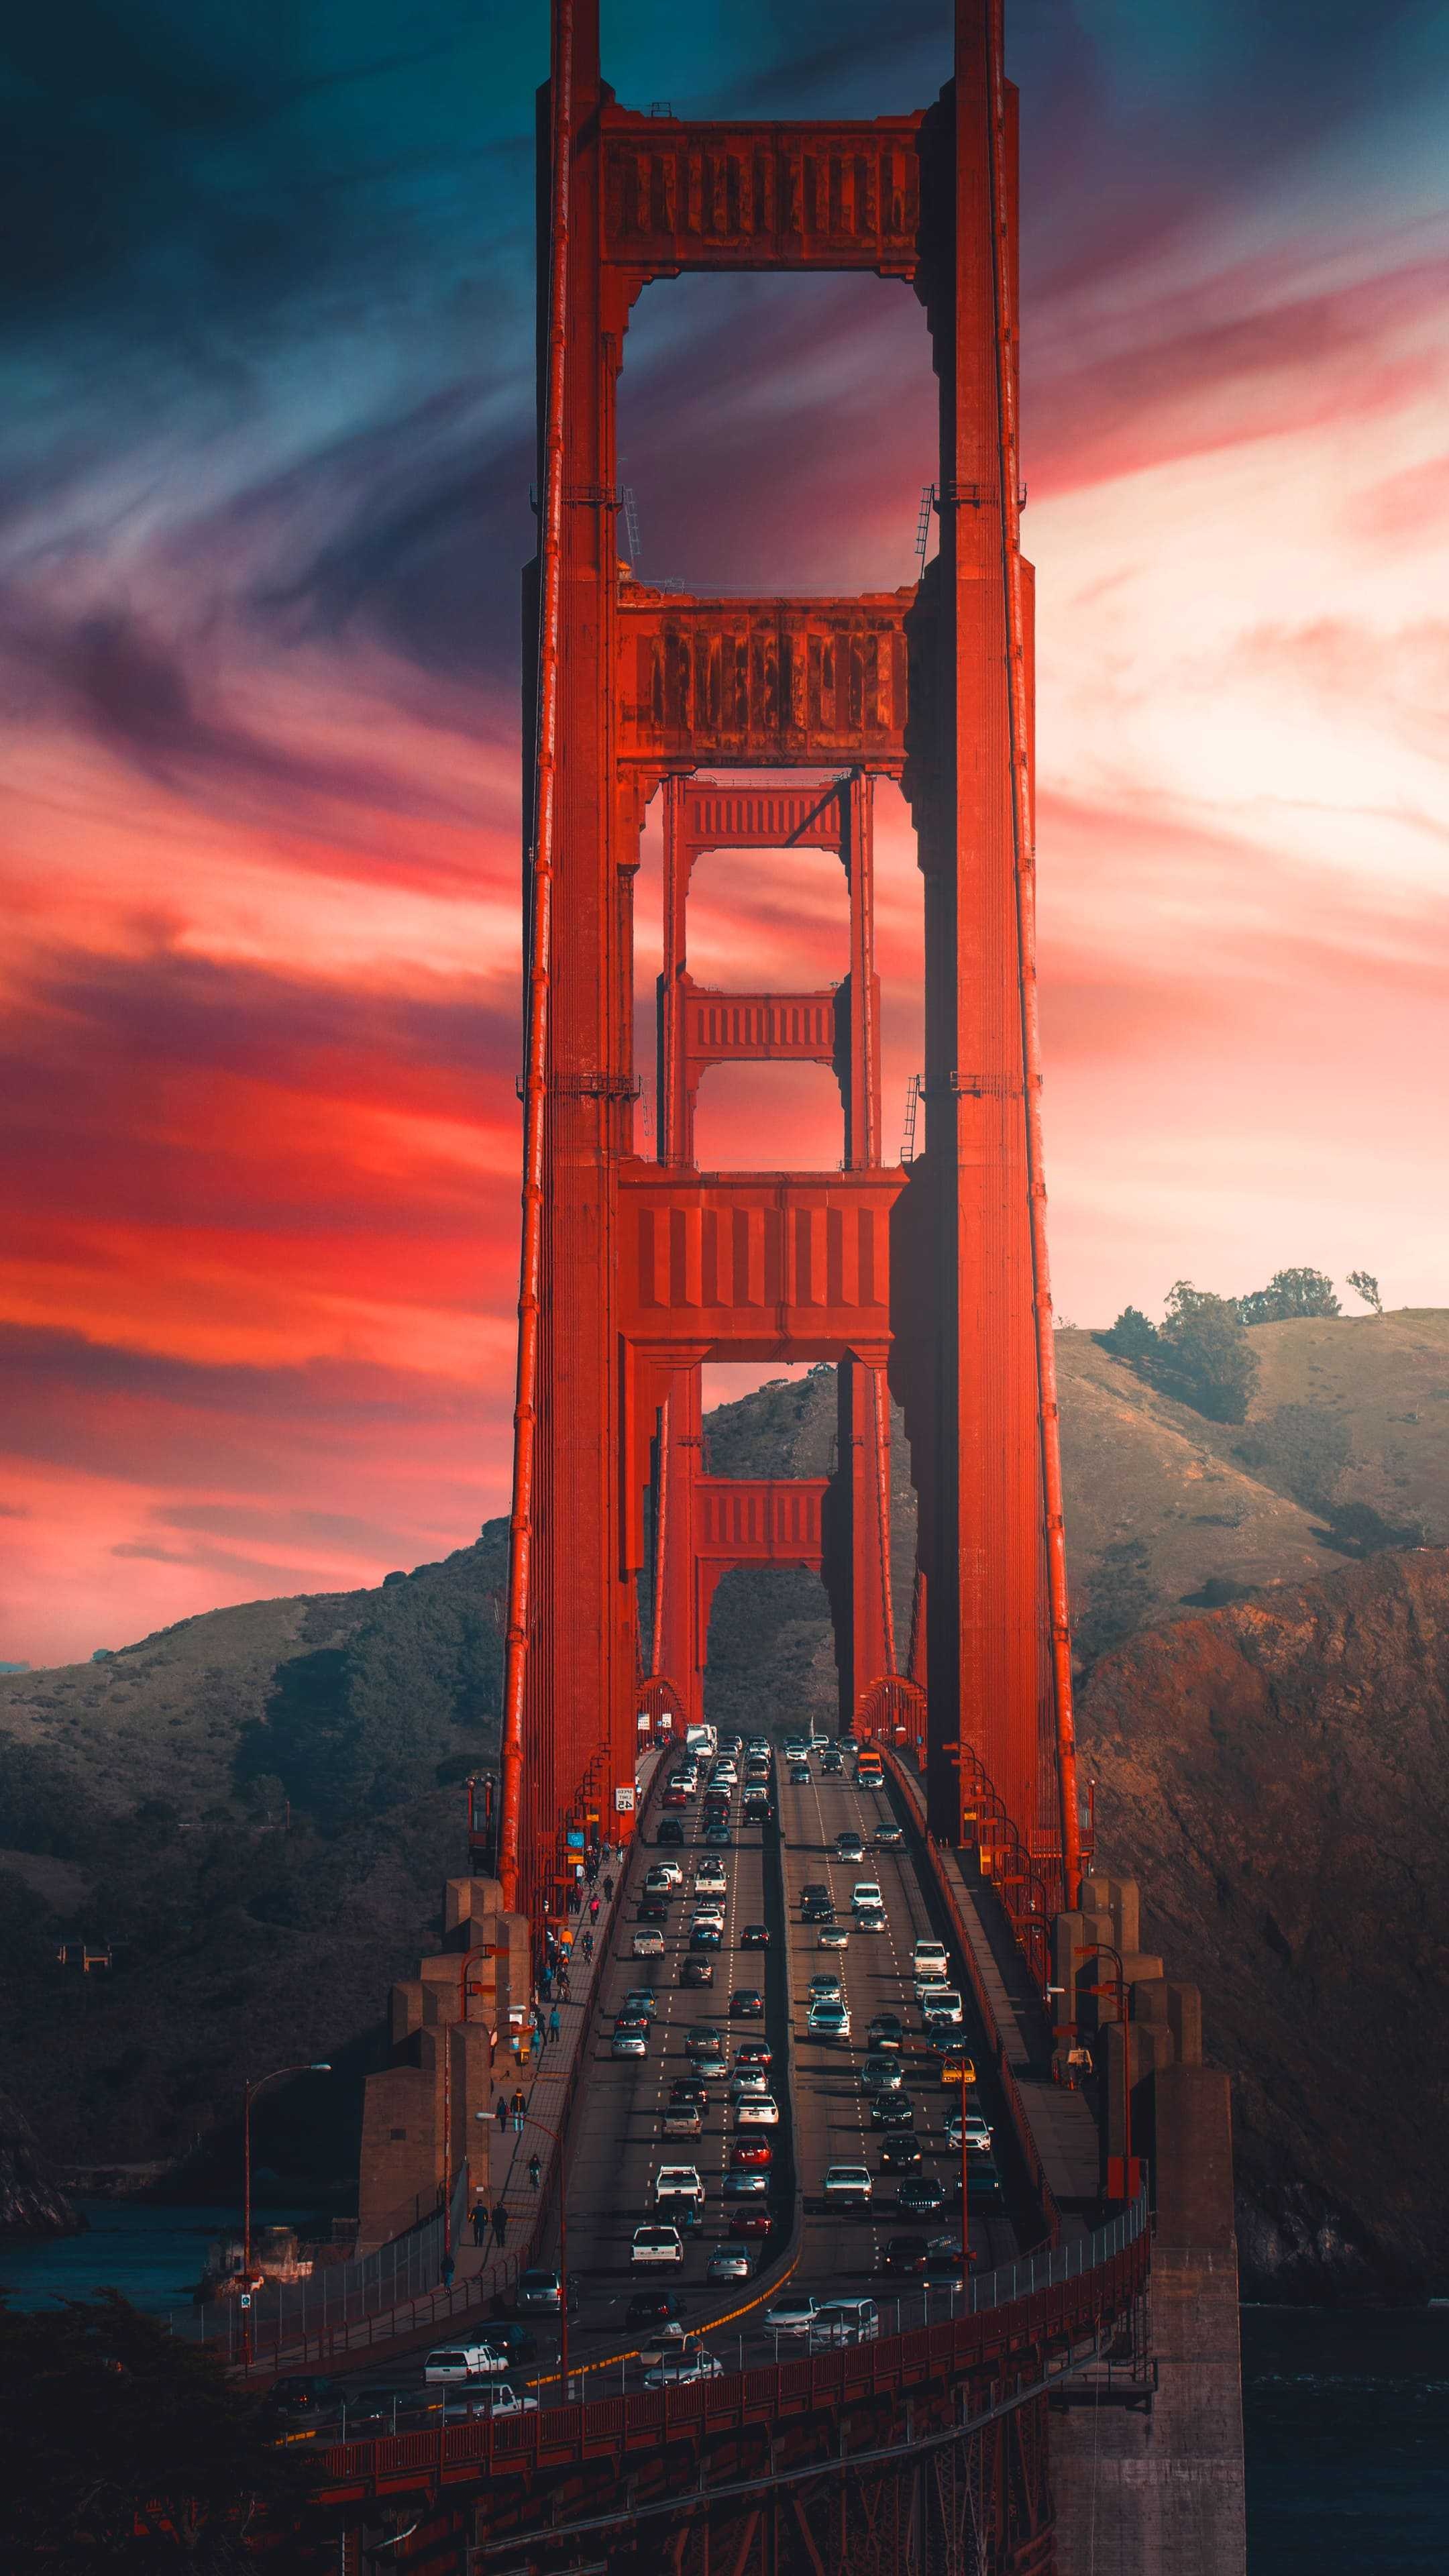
[631,2223,685,2267]
[654,2165,704,2205]
[818,1924,850,1950]
[728,2072,769,2103]
[632,1929,665,1957]
[694,1863,727,1896]
[643,2347,726,2390]
[921,1987,963,2027]
[424,2343,508,2383]
[912,1941,949,1977]
[444,2382,538,2420]
[736,2094,780,2127]
[763,2295,819,2339]
[646,1860,684,1890]
[914,1970,951,2006]
[806,2001,851,2039]
[691,1902,726,1929]
[822,2165,872,2205]
[809,2297,879,2347]
[851,1881,884,1913]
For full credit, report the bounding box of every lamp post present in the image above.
[1075,1942,1139,2201]
[523,2109,570,2393]
[241,2063,331,2364]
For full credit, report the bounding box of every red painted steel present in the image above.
[501,0,1083,1958]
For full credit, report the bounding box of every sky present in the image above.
[2,0,1447,1667]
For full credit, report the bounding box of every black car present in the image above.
[881,2235,927,2275]
[867,2013,905,2050]
[656,1818,685,1845]
[924,2251,969,2293]
[800,1883,831,1906]
[637,1897,669,1923]
[627,2290,686,2328]
[680,1957,715,1987]
[343,2385,429,2434]
[740,1923,769,1949]
[669,2080,709,2110]
[897,2175,947,2217]
[730,1989,765,2018]
[869,2094,916,2130]
[262,2375,343,2421]
[879,2136,922,2173]
[802,1900,835,1925]
[690,1923,722,1949]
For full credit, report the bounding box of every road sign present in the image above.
[614,1784,635,1813]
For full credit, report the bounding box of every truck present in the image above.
[684,1723,717,1762]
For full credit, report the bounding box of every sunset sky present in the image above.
[3,0,1447,1667]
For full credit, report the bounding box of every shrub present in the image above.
[1236,1267,1340,1325]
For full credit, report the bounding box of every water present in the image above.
[1244,2305,1449,2573]
[4,2226,1446,2563]
[0,2200,305,2324]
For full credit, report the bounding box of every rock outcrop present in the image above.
[0,2090,84,2238]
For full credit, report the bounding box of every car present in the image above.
[691,1899,726,1925]
[622,1990,659,2019]
[262,2374,344,2419]
[867,2013,906,2050]
[669,2079,709,2110]
[835,1831,865,1861]
[861,2055,903,2093]
[661,1786,688,1809]
[693,2046,729,2078]
[685,2025,727,2061]
[923,2250,971,2292]
[938,2051,977,2088]
[736,2094,780,2127]
[912,1941,949,1977]
[636,1897,670,1923]
[822,2165,873,2206]
[631,2224,685,2267]
[689,1921,722,1949]
[806,2002,851,2041]
[661,2102,703,2136]
[808,1973,844,2002]
[730,1989,765,2018]
[723,2169,768,2197]
[711,1761,739,1784]
[728,2072,768,2103]
[680,1957,715,1988]
[515,2267,579,2314]
[643,2347,727,2391]
[896,2175,947,2216]
[734,2039,772,2070]
[342,2385,436,2434]
[762,2296,819,2340]
[645,1861,684,1891]
[655,2165,704,2204]
[921,1988,963,2027]
[873,1822,905,1849]
[914,1971,952,2006]
[740,1923,769,1948]
[708,2245,753,2284]
[879,2135,922,2172]
[801,1897,835,1925]
[947,2110,993,2154]
[694,1863,727,1894]
[800,1882,831,1904]
[962,2158,1004,2202]
[423,2343,508,2384]
[702,1827,733,1847]
[627,2289,685,2328]
[881,2234,928,2275]
[869,2092,917,2129]
[731,2136,773,2167]
[851,1881,884,1912]
[612,2027,648,2059]
[633,1928,665,1957]
[819,1752,845,1775]
[818,1925,850,1949]
[855,1907,888,1935]
[656,1817,686,1845]
[808,2298,880,2347]
[444,2383,539,2421]
[727,2206,772,2238]
[788,1764,811,1785]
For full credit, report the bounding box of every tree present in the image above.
[0,2290,323,2570]
[1347,1269,1383,1315]
[1097,1306,1160,1363]
[1155,1282,1260,1424]
[1235,1267,1340,1325]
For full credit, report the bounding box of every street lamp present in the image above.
[241,2063,332,2364]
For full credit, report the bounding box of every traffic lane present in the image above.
[774,1755,1015,2307]
[563,1795,777,2347]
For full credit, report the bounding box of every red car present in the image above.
[731,2138,773,2169]
[661,1787,688,1809]
[728,2208,773,2238]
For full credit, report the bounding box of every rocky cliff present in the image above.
[0,2091,83,2239]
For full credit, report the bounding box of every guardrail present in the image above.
[311,2197,1149,2497]
[879,1741,1064,2246]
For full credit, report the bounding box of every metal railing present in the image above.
[174,2161,472,2360]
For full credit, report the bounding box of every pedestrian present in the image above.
[492,2202,508,2247]
[557,1968,570,2002]
[511,2087,527,2132]
[580,1930,594,1962]
[603,1874,614,1902]
[541,1967,553,2000]
[440,2249,455,2289]
[527,2153,541,2192]
[495,2092,508,2133]
[549,2004,561,2043]
[566,1884,580,1916]
[472,2201,488,2247]
[588,1893,600,1923]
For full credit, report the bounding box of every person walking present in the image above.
[440,2249,455,2290]
[527,2153,541,2192]
[549,2004,561,2044]
[588,1892,600,1924]
[472,2200,489,2247]
[602,1874,614,1903]
[580,1930,594,1962]
[492,2202,508,2249]
[557,1967,570,2002]
[495,2092,508,2133]
[511,2087,527,2132]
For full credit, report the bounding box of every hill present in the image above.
[0,1311,1444,2281]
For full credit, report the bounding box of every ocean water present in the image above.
[1243,2305,1449,2573]
[5,2221,1447,2564]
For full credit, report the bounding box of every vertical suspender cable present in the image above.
[498,0,574,1913]
[982,0,1082,1909]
